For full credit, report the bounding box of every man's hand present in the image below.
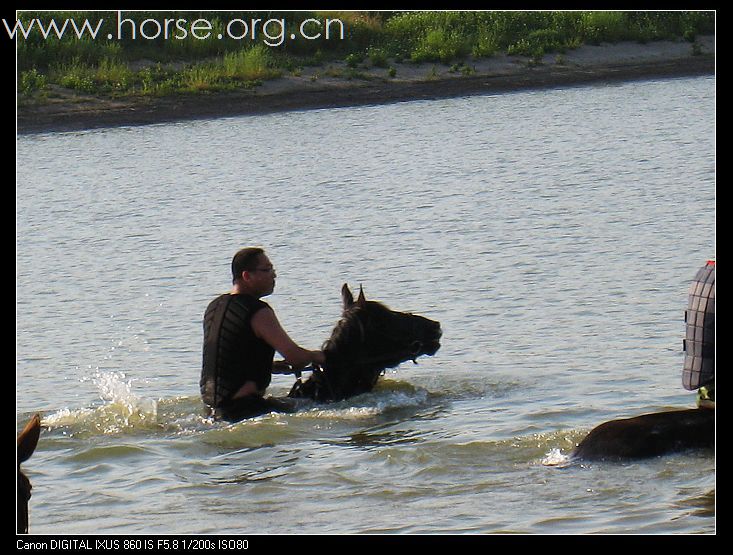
[272,360,296,374]
[232,380,263,399]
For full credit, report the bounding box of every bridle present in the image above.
[331,339,425,369]
[330,308,428,367]
[294,311,429,400]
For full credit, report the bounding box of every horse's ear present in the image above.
[18,414,41,464]
[356,285,367,307]
[342,284,354,310]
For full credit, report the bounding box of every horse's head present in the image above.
[292,284,441,401]
[334,283,442,362]
[17,414,41,534]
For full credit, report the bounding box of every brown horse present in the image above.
[288,284,442,402]
[572,408,714,461]
[17,413,41,534]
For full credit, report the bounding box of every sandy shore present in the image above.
[16,36,714,135]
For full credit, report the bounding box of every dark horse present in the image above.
[288,284,442,402]
[17,413,41,534]
[572,408,714,461]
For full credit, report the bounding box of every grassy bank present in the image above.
[16,11,714,100]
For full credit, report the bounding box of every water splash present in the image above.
[541,448,573,467]
[43,371,158,435]
[41,376,435,439]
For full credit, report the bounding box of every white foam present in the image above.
[295,386,431,420]
[43,370,158,435]
[541,448,572,467]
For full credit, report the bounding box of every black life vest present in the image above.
[200,294,275,408]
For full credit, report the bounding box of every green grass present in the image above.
[16,10,714,100]
[179,46,279,92]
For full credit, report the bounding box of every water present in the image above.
[16,76,715,535]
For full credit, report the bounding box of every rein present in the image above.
[288,300,436,401]
[328,340,425,369]
[288,340,423,378]
[287,330,425,402]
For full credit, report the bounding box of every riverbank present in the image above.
[16,36,714,135]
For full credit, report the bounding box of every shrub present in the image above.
[368,47,389,68]
[579,11,629,44]
[345,52,363,68]
[223,45,280,80]
[19,68,47,94]
[411,28,470,63]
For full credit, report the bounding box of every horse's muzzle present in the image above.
[420,321,442,356]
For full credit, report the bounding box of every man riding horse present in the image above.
[201,247,441,421]
[201,247,325,421]
[572,259,715,460]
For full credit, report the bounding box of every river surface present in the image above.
[16,75,715,535]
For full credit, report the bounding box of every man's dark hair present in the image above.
[231,247,265,283]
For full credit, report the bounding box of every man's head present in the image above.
[231,247,277,297]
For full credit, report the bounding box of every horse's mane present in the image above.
[322,301,394,356]
[322,299,413,378]
[322,305,367,356]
